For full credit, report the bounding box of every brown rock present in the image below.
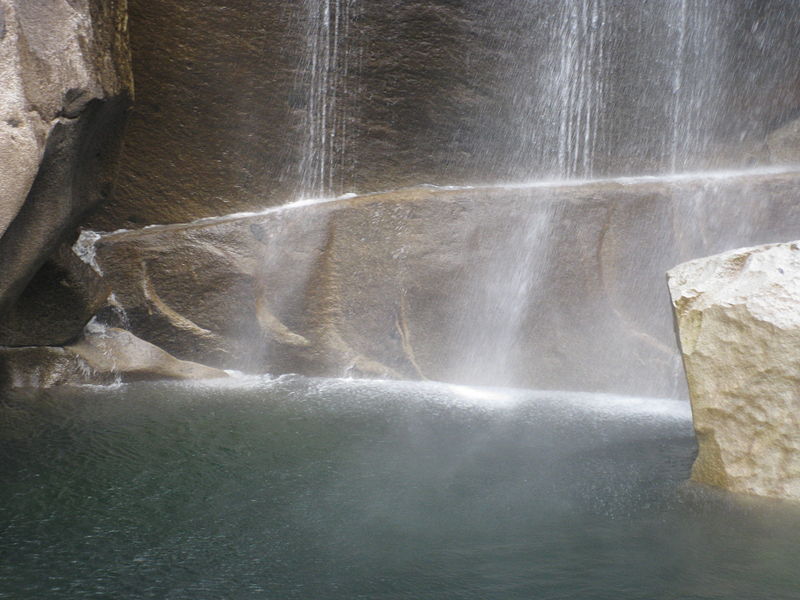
[91,170,800,397]
[0,244,110,346]
[0,326,228,388]
[86,0,800,232]
[68,326,229,382]
[0,346,92,388]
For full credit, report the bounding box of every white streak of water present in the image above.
[297,0,360,199]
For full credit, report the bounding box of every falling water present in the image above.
[552,0,607,178]
[296,0,360,199]
[481,0,800,183]
[668,1,735,173]
[442,0,800,387]
[267,1,800,391]
[496,0,610,180]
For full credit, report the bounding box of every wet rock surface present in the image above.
[669,241,800,501]
[90,171,800,397]
[86,0,800,231]
[0,326,227,388]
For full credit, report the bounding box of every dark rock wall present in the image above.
[84,0,302,230]
[86,0,800,231]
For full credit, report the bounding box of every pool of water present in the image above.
[2,376,799,599]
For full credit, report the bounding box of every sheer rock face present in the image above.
[668,242,800,501]
[85,0,800,232]
[0,0,132,316]
[85,170,800,397]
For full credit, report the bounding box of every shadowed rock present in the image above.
[0,244,110,346]
[0,326,227,388]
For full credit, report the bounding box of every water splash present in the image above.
[72,230,104,275]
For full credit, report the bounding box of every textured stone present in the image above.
[0,0,132,315]
[0,326,227,388]
[69,326,229,381]
[88,170,800,397]
[0,346,91,388]
[668,242,800,501]
[85,0,800,232]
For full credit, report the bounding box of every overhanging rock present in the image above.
[0,0,132,317]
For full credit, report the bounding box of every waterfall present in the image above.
[553,0,606,179]
[296,0,360,199]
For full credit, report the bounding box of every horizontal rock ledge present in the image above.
[79,169,800,398]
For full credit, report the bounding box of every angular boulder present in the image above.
[668,241,800,501]
[0,0,132,315]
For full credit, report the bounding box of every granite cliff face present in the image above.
[1,0,800,395]
[85,0,800,231]
[0,0,132,330]
[669,241,800,501]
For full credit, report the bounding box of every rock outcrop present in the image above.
[0,0,132,316]
[0,325,227,388]
[84,170,800,397]
[668,241,800,501]
[768,116,800,165]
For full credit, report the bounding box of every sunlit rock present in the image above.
[0,0,132,316]
[668,241,800,501]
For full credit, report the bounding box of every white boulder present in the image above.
[668,241,800,501]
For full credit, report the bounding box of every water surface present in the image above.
[2,377,799,599]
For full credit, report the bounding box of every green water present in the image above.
[1,376,799,599]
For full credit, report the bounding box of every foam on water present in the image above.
[123,374,692,425]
